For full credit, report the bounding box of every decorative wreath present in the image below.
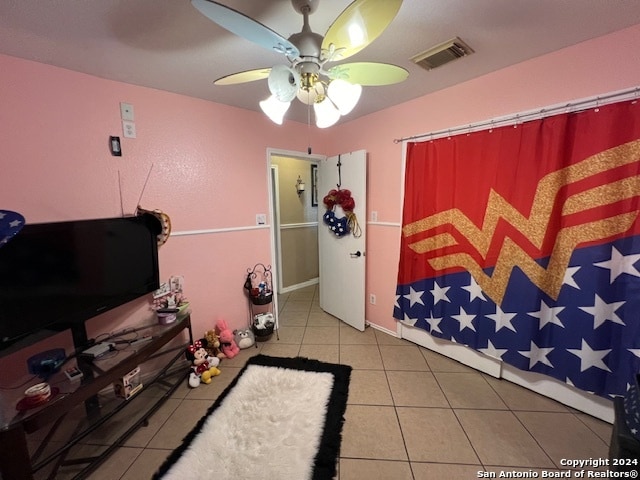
[322,189,362,238]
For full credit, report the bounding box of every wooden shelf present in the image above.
[0,314,193,480]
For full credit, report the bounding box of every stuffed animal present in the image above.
[185,338,221,388]
[234,328,255,349]
[204,330,226,359]
[215,319,240,359]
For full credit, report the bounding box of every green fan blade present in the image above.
[214,68,272,86]
[327,62,408,86]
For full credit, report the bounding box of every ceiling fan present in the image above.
[191,0,409,127]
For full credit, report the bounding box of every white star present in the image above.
[403,287,425,307]
[452,306,477,332]
[567,339,612,373]
[9,219,22,228]
[431,281,451,305]
[528,300,565,330]
[426,311,443,334]
[562,266,581,290]
[0,212,5,219]
[480,340,508,360]
[462,276,487,302]
[594,246,640,283]
[395,294,401,309]
[629,349,640,359]
[518,341,554,369]
[486,305,518,333]
[579,294,625,329]
[400,312,418,327]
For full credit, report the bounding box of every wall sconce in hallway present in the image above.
[296,176,306,196]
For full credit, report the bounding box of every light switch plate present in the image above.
[120,102,134,121]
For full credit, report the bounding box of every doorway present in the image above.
[268,149,323,295]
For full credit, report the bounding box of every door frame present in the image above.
[266,148,325,296]
[270,164,283,293]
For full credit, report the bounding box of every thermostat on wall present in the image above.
[109,136,121,156]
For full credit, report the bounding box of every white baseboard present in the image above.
[399,323,613,423]
[365,321,397,337]
[280,278,319,294]
[401,324,501,378]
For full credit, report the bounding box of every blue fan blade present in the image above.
[192,0,300,58]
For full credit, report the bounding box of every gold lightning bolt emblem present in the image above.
[403,139,640,305]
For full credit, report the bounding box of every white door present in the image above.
[317,150,367,331]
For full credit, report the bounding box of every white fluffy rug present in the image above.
[155,355,351,480]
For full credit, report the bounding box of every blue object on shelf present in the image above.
[27,348,66,378]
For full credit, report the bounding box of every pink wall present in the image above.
[1,23,640,377]
[0,53,320,360]
[319,23,640,333]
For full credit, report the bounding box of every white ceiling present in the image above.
[1,0,640,125]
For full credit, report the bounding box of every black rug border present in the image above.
[153,354,352,480]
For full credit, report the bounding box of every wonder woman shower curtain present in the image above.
[394,99,640,398]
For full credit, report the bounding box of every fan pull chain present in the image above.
[307,99,312,154]
[336,155,342,188]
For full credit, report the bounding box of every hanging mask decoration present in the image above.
[322,189,361,238]
[136,205,171,246]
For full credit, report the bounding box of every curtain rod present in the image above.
[393,86,640,144]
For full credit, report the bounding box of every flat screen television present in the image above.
[0,216,160,357]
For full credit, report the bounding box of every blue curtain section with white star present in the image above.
[0,210,25,247]
[394,99,640,399]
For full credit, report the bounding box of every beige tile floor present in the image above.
[73,285,613,479]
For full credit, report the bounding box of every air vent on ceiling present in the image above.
[411,37,474,71]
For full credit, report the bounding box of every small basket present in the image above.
[250,292,273,305]
[252,323,274,342]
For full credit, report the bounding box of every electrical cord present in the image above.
[0,374,38,390]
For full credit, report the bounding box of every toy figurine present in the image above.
[185,338,221,388]
[234,328,255,349]
[204,330,226,358]
[215,319,240,359]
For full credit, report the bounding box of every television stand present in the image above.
[0,313,193,480]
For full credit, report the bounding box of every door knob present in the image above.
[350,251,362,258]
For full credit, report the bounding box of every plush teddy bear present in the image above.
[234,328,255,349]
[185,338,221,388]
[204,329,226,359]
[215,319,240,359]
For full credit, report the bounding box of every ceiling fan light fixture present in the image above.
[314,97,340,128]
[260,95,291,125]
[267,65,301,102]
[297,81,325,105]
[327,79,362,115]
[300,72,319,90]
[193,0,407,128]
